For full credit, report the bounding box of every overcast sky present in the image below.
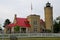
[0,0,60,26]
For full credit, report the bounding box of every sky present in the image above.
[0,0,60,28]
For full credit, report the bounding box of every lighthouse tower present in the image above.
[44,2,53,32]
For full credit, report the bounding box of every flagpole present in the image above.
[30,2,33,14]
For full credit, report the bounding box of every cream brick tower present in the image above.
[44,2,53,32]
[27,3,41,33]
[27,14,40,33]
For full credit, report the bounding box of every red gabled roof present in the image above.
[16,18,30,27]
[7,23,16,28]
[40,19,45,25]
[7,18,44,28]
[7,18,30,28]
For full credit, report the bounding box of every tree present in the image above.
[14,26,20,33]
[53,21,60,33]
[59,21,60,31]
[3,19,11,27]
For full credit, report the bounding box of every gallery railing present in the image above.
[0,33,60,38]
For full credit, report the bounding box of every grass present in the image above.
[0,37,60,40]
[18,37,60,40]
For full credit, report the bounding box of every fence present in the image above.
[0,33,60,38]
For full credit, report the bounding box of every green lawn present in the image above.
[18,37,60,40]
[0,37,60,40]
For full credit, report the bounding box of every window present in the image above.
[33,20,37,25]
[21,28,26,33]
[34,27,37,32]
[34,26,37,28]
[24,21,29,24]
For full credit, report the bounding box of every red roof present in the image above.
[7,23,16,28]
[7,18,30,28]
[16,18,30,27]
[7,18,44,28]
[40,19,45,25]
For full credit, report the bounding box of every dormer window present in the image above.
[24,21,29,24]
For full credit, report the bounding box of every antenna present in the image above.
[31,3,32,10]
[30,2,33,14]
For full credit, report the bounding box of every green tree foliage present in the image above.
[3,19,11,27]
[45,29,51,33]
[14,26,20,33]
[53,21,60,33]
